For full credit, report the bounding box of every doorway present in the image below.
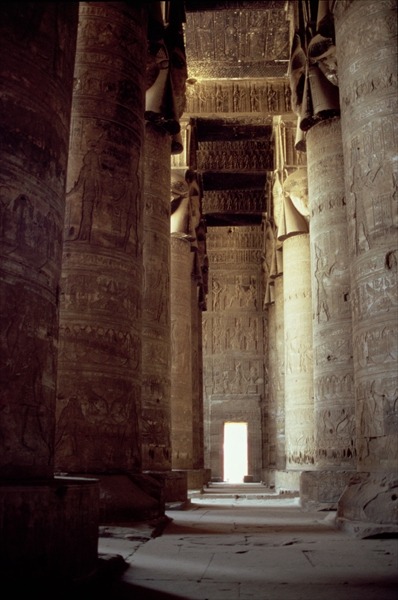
[223,422,248,483]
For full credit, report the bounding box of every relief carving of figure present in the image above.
[67,146,102,242]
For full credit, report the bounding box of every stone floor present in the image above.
[95,484,398,600]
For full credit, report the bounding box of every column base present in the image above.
[179,468,210,492]
[272,469,301,493]
[92,473,165,523]
[0,476,99,586]
[144,470,188,506]
[336,472,398,538]
[300,470,354,510]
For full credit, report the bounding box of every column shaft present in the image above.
[283,234,315,472]
[170,236,194,470]
[0,4,99,585]
[307,118,356,470]
[141,123,172,472]
[333,0,397,534]
[56,2,147,474]
[0,2,78,480]
[335,0,398,472]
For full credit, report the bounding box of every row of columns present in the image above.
[265,0,397,529]
[0,1,207,584]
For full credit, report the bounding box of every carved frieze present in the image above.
[203,190,265,215]
[197,140,272,171]
[186,79,291,115]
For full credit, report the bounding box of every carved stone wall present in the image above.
[203,226,266,481]
[334,0,398,472]
[307,118,356,469]
[141,123,172,472]
[283,233,315,469]
[55,3,147,473]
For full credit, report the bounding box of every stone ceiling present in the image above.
[184,0,291,79]
[180,0,293,226]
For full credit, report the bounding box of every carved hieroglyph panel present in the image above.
[185,79,291,115]
[202,190,266,215]
[197,140,272,171]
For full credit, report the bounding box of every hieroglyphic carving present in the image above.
[0,283,57,465]
[316,403,356,463]
[56,379,140,470]
[0,193,63,273]
[60,270,140,321]
[202,190,265,214]
[185,7,289,79]
[197,140,272,170]
[65,138,142,254]
[185,79,291,115]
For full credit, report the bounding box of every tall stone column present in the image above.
[333,0,398,534]
[141,123,172,474]
[265,268,288,492]
[55,3,162,522]
[262,215,286,486]
[191,278,206,479]
[141,122,189,504]
[283,233,315,486]
[170,236,194,473]
[273,276,287,476]
[301,117,356,509]
[0,4,99,586]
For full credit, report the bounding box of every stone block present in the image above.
[0,477,99,585]
[300,470,354,510]
[336,472,398,538]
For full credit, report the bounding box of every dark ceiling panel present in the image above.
[204,213,263,227]
[201,171,267,190]
[185,1,288,11]
[195,119,272,141]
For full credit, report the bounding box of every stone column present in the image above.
[282,232,315,487]
[55,3,162,522]
[141,122,188,504]
[170,236,194,474]
[191,277,208,489]
[333,0,398,534]
[141,123,172,473]
[0,4,99,585]
[192,282,203,469]
[301,117,356,509]
[262,217,286,487]
[263,254,287,492]
[273,276,287,478]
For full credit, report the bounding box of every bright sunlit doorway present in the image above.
[223,422,248,483]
